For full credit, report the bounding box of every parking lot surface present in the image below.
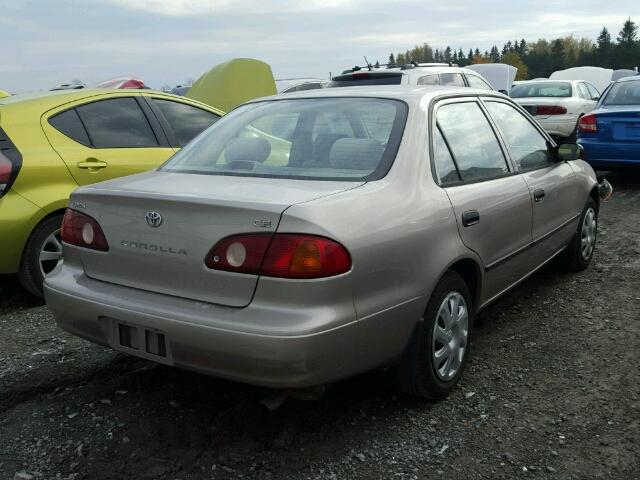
[1,171,639,480]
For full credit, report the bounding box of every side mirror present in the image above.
[556,143,583,162]
[592,96,600,101]
[498,89,508,95]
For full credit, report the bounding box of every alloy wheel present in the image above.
[581,207,597,260]
[39,228,63,277]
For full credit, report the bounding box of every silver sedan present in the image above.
[510,79,600,139]
[44,86,604,399]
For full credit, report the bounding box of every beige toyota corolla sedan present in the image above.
[44,86,608,400]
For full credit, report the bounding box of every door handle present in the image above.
[77,158,108,170]
[533,188,546,203]
[462,210,480,227]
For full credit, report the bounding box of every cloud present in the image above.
[107,0,370,16]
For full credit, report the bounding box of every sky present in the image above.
[0,0,634,92]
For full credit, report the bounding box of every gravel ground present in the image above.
[1,170,639,480]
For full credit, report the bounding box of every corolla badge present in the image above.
[145,211,163,228]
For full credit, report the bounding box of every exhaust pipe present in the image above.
[258,385,328,412]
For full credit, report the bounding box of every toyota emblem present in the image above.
[145,211,163,227]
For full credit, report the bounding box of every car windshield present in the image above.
[510,82,572,98]
[601,80,640,106]
[160,97,408,181]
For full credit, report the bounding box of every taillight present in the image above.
[0,126,22,198]
[61,209,109,251]
[535,105,567,115]
[578,114,597,133]
[205,234,351,279]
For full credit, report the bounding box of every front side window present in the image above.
[436,101,509,182]
[417,75,440,86]
[153,99,220,146]
[466,74,493,90]
[585,83,600,100]
[161,98,408,181]
[484,101,552,171]
[440,73,466,87]
[76,98,159,148]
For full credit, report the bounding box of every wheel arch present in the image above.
[437,256,483,310]
[19,208,67,266]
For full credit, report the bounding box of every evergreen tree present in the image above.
[519,38,528,55]
[489,45,500,62]
[444,46,452,62]
[617,17,638,45]
[597,27,611,50]
[458,48,465,65]
[389,53,395,65]
[467,49,474,62]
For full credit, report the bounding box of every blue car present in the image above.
[578,75,640,169]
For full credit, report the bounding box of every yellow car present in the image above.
[0,89,224,296]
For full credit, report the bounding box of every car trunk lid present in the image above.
[71,171,362,307]
[593,107,640,142]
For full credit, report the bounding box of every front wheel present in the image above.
[18,214,64,297]
[396,271,474,400]
[564,198,597,272]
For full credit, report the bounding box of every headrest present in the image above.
[329,138,385,171]
[224,137,271,163]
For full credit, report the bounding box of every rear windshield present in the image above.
[328,73,403,87]
[601,80,640,105]
[510,82,572,98]
[160,98,408,181]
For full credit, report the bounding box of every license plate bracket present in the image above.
[111,319,172,365]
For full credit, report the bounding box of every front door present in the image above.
[482,99,583,266]
[433,99,534,304]
[42,95,175,186]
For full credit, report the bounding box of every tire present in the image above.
[564,198,598,272]
[18,214,64,298]
[396,271,474,400]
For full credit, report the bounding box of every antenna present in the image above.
[364,56,373,71]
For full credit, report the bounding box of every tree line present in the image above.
[388,17,639,80]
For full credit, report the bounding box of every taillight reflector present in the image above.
[534,105,567,115]
[578,114,597,133]
[61,209,109,251]
[205,234,351,279]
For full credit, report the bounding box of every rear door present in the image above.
[483,99,583,264]
[577,82,598,114]
[433,98,534,302]
[42,94,175,186]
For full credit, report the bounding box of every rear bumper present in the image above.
[0,191,46,273]
[578,138,640,168]
[44,263,421,388]
[536,116,578,138]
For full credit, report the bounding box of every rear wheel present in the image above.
[397,271,474,400]
[18,214,64,298]
[564,198,597,272]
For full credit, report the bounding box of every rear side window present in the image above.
[440,73,465,87]
[433,127,461,185]
[585,83,600,100]
[417,75,440,86]
[153,99,220,146]
[436,102,509,182]
[484,101,552,171]
[577,83,590,99]
[49,109,91,146]
[76,98,159,148]
[466,74,493,90]
[328,73,403,87]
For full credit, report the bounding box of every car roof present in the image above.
[513,79,578,85]
[616,75,640,83]
[0,88,224,115]
[246,85,506,106]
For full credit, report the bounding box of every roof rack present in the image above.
[341,60,459,74]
